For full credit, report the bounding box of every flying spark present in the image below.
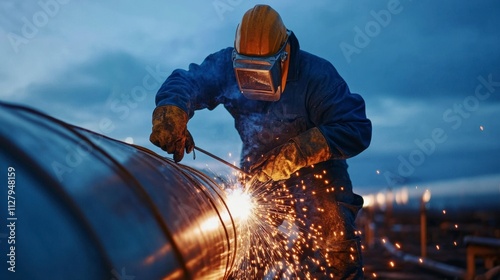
[222,171,347,279]
[224,178,302,279]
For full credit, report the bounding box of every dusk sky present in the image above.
[1,0,499,196]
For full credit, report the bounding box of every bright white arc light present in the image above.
[226,188,254,221]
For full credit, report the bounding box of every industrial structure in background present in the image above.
[358,170,500,279]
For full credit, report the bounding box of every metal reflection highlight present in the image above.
[0,102,245,280]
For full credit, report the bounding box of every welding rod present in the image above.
[194,146,251,177]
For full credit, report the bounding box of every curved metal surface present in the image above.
[0,102,239,280]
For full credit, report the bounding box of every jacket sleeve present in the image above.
[155,48,234,117]
[307,63,372,160]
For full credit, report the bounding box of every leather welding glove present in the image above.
[149,105,195,162]
[249,127,331,182]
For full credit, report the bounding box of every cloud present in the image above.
[312,1,500,104]
[1,0,499,191]
[3,50,175,151]
[10,52,145,112]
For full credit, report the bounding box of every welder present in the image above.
[150,4,372,279]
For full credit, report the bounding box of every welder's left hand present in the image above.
[249,127,332,182]
[150,105,195,162]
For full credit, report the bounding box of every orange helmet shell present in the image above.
[235,5,288,56]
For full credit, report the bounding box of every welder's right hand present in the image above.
[149,105,195,162]
[249,128,332,183]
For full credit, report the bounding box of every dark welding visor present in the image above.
[232,34,289,101]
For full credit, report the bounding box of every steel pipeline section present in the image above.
[0,102,241,280]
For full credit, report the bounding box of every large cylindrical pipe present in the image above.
[0,102,241,280]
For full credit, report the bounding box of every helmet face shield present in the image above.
[233,31,290,101]
[233,53,283,101]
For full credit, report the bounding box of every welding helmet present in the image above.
[233,5,290,101]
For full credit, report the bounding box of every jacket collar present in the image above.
[286,31,300,82]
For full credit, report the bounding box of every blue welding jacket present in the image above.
[155,31,372,187]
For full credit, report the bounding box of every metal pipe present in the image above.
[381,237,466,279]
[0,102,243,280]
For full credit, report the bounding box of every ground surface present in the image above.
[358,210,499,280]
